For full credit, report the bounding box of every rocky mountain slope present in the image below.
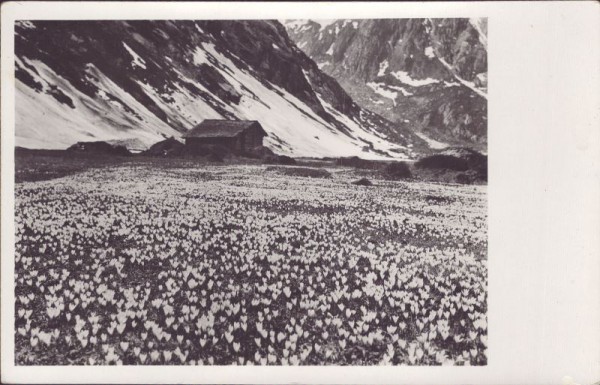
[283,19,488,150]
[15,20,431,159]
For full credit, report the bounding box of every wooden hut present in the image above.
[183,120,267,154]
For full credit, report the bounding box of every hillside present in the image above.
[282,19,488,150]
[15,20,430,159]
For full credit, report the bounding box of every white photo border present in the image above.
[2,1,599,384]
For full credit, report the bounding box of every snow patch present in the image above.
[475,72,488,88]
[377,60,389,77]
[437,57,487,99]
[326,43,335,56]
[192,45,212,65]
[122,43,147,70]
[387,85,413,97]
[317,62,330,69]
[391,71,439,87]
[137,79,223,129]
[17,21,36,29]
[424,46,435,59]
[352,21,359,29]
[15,60,175,150]
[416,132,449,150]
[469,18,487,48]
[314,92,408,159]
[313,19,337,31]
[367,82,397,106]
[280,20,310,30]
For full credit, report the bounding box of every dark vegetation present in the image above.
[14,147,233,183]
[331,152,486,185]
[15,148,128,183]
[414,149,487,184]
[142,138,230,162]
[263,154,297,165]
[336,156,381,170]
[16,143,486,186]
[351,178,373,186]
[383,162,412,180]
[416,155,468,171]
[265,166,332,179]
[335,157,413,180]
[425,195,453,204]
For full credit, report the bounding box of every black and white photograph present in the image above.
[2,1,599,383]
[12,17,488,366]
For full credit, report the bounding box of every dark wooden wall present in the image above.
[239,125,266,151]
[186,137,235,149]
[185,124,265,153]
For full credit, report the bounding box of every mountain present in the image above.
[14,20,430,159]
[282,19,488,150]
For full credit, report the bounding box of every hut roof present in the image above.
[183,120,263,138]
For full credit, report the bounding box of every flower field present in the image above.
[14,162,487,365]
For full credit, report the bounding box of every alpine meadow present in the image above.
[14,18,488,366]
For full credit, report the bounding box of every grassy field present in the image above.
[14,155,487,365]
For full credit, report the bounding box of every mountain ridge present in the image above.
[282,18,488,150]
[15,20,432,159]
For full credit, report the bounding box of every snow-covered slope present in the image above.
[15,20,428,159]
[283,18,488,149]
